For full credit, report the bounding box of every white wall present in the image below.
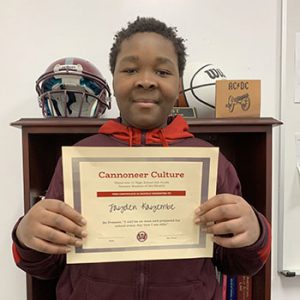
[1,0,298,299]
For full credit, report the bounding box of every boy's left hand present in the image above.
[194,194,260,248]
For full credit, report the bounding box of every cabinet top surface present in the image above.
[11,117,282,128]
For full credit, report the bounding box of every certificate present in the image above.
[62,146,219,264]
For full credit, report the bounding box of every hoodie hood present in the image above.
[98,115,194,146]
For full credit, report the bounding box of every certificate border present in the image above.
[71,157,211,254]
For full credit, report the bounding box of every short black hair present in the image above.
[109,17,187,77]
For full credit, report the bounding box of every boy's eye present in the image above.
[156,70,171,77]
[122,68,137,74]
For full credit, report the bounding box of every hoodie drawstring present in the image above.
[158,129,168,147]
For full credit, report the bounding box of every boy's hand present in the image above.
[16,199,87,254]
[194,194,260,248]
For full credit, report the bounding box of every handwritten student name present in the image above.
[98,171,184,179]
[108,202,176,213]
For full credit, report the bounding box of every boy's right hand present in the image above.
[16,199,87,254]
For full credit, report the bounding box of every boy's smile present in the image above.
[113,32,180,130]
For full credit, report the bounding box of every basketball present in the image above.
[177,63,227,118]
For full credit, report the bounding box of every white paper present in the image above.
[62,146,219,264]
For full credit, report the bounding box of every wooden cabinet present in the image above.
[11,117,281,300]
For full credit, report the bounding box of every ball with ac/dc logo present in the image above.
[176,63,227,118]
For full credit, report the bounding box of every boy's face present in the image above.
[113,32,180,130]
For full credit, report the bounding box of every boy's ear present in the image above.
[178,77,182,93]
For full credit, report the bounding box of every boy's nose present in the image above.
[135,72,157,89]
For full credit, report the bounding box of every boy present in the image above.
[12,17,270,299]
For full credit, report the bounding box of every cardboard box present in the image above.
[215,80,261,118]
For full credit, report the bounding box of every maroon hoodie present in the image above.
[12,116,271,300]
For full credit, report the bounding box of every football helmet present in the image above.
[36,57,111,117]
